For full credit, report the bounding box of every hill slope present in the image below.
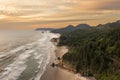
[58,21,120,80]
[52,24,91,34]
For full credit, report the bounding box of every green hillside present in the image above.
[58,26,120,80]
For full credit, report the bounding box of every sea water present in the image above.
[0,30,58,80]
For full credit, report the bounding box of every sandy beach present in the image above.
[40,39,95,80]
[40,46,76,80]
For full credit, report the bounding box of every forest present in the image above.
[58,26,120,80]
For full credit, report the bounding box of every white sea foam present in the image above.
[34,38,57,80]
[37,57,44,68]
[10,46,25,53]
[34,54,43,60]
[0,50,34,80]
[0,46,25,61]
[0,31,60,80]
[0,54,6,58]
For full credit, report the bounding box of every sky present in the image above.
[0,0,120,29]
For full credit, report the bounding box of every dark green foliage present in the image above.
[52,24,91,34]
[59,26,120,80]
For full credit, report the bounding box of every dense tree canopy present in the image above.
[58,27,120,80]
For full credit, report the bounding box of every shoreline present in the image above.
[40,37,95,80]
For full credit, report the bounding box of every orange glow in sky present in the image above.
[0,0,120,29]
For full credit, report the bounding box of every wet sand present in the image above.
[41,43,95,80]
[40,46,76,80]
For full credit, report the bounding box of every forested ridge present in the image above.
[58,25,120,80]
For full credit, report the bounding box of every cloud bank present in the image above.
[0,0,120,29]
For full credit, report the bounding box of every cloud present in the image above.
[96,0,120,10]
[0,15,6,19]
[0,0,120,29]
[0,18,98,29]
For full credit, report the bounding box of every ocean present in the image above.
[0,30,58,80]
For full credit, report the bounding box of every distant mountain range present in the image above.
[35,20,120,34]
[35,28,55,31]
[52,24,91,34]
[52,20,120,34]
[96,20,120,29]
[58,20,120,80]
